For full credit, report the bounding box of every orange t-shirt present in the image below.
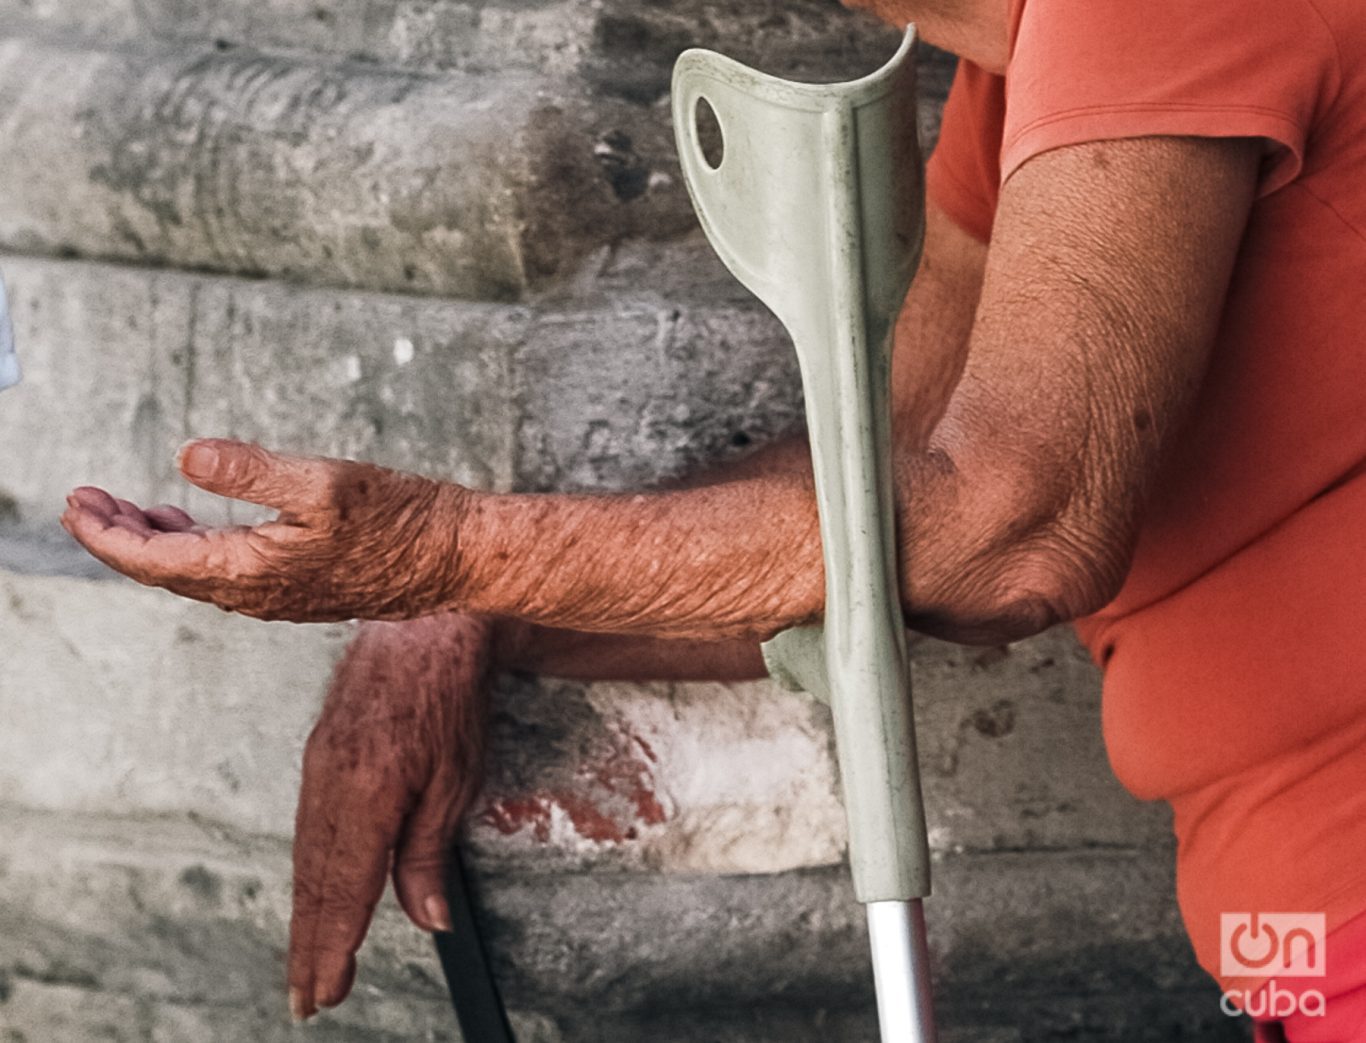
[927,0,1366,998]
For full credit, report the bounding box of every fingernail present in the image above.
[288,986,309,1023]
[425,894,453,933]
[179,441,219,479]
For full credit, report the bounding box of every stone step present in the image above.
[0,0,922,101]
[0,0,600,79]
[0,18,955,302]
[0,38,701,299]
[0,251,802,526]
[0,252,525,522]
[0,804,1238,1041]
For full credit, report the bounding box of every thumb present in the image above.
[178,439,334,511]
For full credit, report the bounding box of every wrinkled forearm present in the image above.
[443,422,1061,645]
[456,469,826,641]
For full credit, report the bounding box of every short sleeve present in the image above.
[1003,0,1342,197]
[926,61,1007,243]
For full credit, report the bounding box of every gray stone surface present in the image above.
[0,40,704,298]
[911,634,1173,855]
[0,561,346,834]
[0,253,520,522]
[510,294,805,492]
[0,0,914,87]
[0,12,953,299]
[0,805,1248,1041]
[0,545,842,870]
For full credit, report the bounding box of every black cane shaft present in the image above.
[432,845,516,1043]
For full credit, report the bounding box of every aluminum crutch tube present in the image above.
[672,27,936,1043]
[869,900,937,1040]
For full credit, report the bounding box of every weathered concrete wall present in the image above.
[0,2,1249,1041]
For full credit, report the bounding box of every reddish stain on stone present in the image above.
[476,790,638,844]
[476,724,668,845]
[633,735,658,763]
[555,793,630,843]
[478,796,554,843]
[594,727,667,826]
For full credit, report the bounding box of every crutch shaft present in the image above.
[868,900,937,1043]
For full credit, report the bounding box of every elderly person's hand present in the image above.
[288,612,493,1022]
[61,439,468,622]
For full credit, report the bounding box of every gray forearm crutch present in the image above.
[672,28,936,1042]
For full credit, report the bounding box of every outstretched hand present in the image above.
[61,439,469,622]
[288,613,494,1021]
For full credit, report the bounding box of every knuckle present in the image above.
[396,846,446,875]
[314,897,378,953]
[292,873,325,908]
[316,885,373,922]
[222,448,260,488]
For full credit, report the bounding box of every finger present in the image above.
[143,504,202,533]
[109,499,171,539]
[392,773,464,934]
[110,512,157,539]
[68,486,119,522]
[62,502,115,543]
[304,818,398,1013]
[290,743,408,1019]
[61,505,220,587]
[62,506,156,577]
[289,736,336,1022]
[312,943,360,1013]
[179,439,337,513]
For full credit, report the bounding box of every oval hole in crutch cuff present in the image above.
[694,95,724,170]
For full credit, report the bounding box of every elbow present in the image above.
[989,533,1132,641]
[898,427,1139,645]
[909,589,1065,647]
[909,525,1134,647]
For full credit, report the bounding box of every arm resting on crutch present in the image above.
[62,136,1257,647]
